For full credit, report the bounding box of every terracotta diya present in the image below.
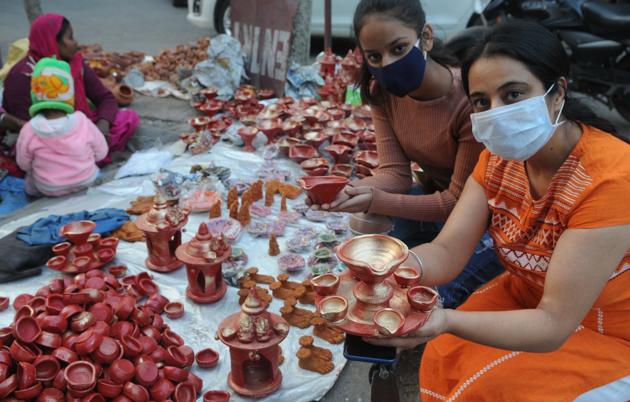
[300,158,329,176]
[203,390,231,402]
[237,126,259,152]
[288,144,319,164]
[325,144,353,164]
[136,194,189,273]
[332,132,359,149]
[217,289,289,398]
[297,175,349,205]
[355,150,379,169]
[195,348,219,368]
[190,116,211,132]
[257,119,282,144]
[201,87,218,100]
[330,163,353,178]
[407,286,439,312]
[314,234,431,337]
[303,131,328,149]
[200,99,223,117]
[176,223,231,304]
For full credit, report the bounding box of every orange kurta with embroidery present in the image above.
[420,125,630,402]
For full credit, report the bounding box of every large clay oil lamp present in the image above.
[303,131,328,149]
[217,289,289,398]
[289,144,319,164]
[355,150,379,169]
[257,119,282,144]
[136,194,189,273]
[324,144,353,164]
[237,126,259,152]
[176,223,231,304]
[297,175,349,205]
[300,158,329,176]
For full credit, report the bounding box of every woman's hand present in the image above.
[96,119,111,142]
[308,185,374,212]
[364,308,449,352]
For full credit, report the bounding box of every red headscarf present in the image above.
[28,14,92,119]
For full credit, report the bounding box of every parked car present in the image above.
[187,0,491,41]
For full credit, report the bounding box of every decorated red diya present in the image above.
[355,150,379,169]
[289,144,319,164]
[201,87,218,100]
[257,119,282,144]
[237,126,259,152]
[190,116,211,132]
[324,144,353,164]
[313,234,431,338]
[136,195,189,273]
[217,289,289,398]
[47,221,118,274]
[297,175,349,205]
[407,286,439,312]
[303,131,328,148]
[200,100,223,117]
[332,132,359,148]
[176,223,231,304]
[331,163,353,178]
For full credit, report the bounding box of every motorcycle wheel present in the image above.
[612,93,630,123]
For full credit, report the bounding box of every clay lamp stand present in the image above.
[297,175,349,205]
[190,116,211,132]
[136,194,189,273]
[176,223,231,304]
[201,87,218,100]
[289,144,319,164]
[200,99,223,117]
[47,220,119,274]
[300,158,329,177]
[325,144,353,164]
[257,119,282,144]
[237,127,259,152]
[217,289,289,398]
[319,48,337,78]
[313,234,433,338]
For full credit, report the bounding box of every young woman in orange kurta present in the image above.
[368,21,630,401]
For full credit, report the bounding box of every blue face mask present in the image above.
[367,41,427,97]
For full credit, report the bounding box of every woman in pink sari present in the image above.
[1,13,139,165]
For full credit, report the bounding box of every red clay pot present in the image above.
[51,346,78,365]
[203,390,231,402]
[163,302,184,319]
[33,355,61,381]
[123,381,150,402]
[108,359,135,384]
[64,361,96,391]
[14,316,41,343]
[97,378,123,398]
[174,382,196,402]
[37,387,65,402]
[17,361,36,389]
[297,175,349,205]
[195,348,219,369]
[135,360,159,387]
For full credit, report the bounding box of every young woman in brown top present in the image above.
[311,0,502,308]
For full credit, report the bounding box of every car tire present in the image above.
[172,0,187,8]
[214,0,232,35]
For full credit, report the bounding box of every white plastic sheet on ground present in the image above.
[0,141,348,402]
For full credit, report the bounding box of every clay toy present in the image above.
[296,336,334,374]
[268,234,280,257]
[311,314,345,344]
[112,221,145,242]
[240,267,275,285]
[279,297,315,329]
[229,199,239,220]
[126,195,155,215]
[209,200,222,218]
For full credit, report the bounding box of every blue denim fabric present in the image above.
[389,185,503,308]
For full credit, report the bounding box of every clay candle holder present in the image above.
[289,144,318,164]
[164,302,184,319]
[136,194,189,273]
[318,295,348,323]
[310,273,340,296]
[373,308,405,337]
[407,286,439,312]
[337,235,408,284]
[332,132,359,149]
[394,267,420,288]
[195,348,219,368]
[204,390,231,402]
[217,289,289,398]
[64,361,96,391]
[176,223,231,304]
[200,100,223,117]
[237,127,259,152]
[257,119,282,144]
[14,316,41,344]
[51,242,71,256]
[324,144,353,164]
[297,175,349,205]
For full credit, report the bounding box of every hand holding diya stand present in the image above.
[312,234,438,338]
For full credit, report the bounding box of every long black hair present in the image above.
[461,20,618,134]
[56,18,71,43]
[352,0,457,105]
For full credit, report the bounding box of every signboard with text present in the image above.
[231,0,298,96]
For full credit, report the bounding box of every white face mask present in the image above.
[470,85,565,161]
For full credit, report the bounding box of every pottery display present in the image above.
[176,223,231,304]
[217,289,289,398]
[289,144,319,164]
[313,234,433,337]
[324,144,353,164]
[46,220,118,274]
[136,195,189,273]
[297,176,349,205]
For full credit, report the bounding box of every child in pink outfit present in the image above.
[16,57,108,196]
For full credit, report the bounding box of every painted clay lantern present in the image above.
[176,223,231,303]
[320,48,337,78]
[217,288,289,398]
[136,194,189,273]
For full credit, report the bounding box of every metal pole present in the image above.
[324,0,332,50]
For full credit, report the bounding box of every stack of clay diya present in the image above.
[136,194,190,273]
[354,150,379,179]
[217,288,289,398]
[0,270,205,401]
[176,223,231,304]
[47,220,119,274]
[311,234,438,338]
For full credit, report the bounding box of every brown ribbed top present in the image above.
[353,68,483,222]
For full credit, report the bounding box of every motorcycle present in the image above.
[447,0,630,122]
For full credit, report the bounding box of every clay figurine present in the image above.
[227,187,238,209]
[237,284,273,305]
[229,199,239,220]
[269,281,305,301]
[296,336,334,374]
[237,200,252,226]
[112,221,145,242]
[311,314,345,344]
[268,234,280,256]
[240,267,275,285]
[251,180,263,202]
[209,199,222,218]
[280,297,315,329]
[279,183,302,200]
[280,195,288,212]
